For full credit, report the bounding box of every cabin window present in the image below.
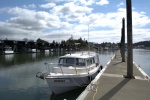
[59,58,65,65]
[87,58,92,65]
[66,58,75,65]
[59,58,75,66]
[76,58,85,66]
[92,58,95,63]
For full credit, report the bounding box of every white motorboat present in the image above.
[4,46,14,54]
[36,51,102,94]
[31,49,40,53]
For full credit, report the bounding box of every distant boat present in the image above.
[50,49,54,52]
[103,47,109,51]
[36,51,102,94]
[31,49,40,53]
[45,50,49,52]
[4,46,14,54]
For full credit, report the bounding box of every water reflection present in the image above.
[50,87,86,100]
[45,51,49,57]
[5,54,14,62]
[50,52,54,56]
[0,52,66,68]
[31,53,37,59]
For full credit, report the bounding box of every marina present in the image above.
[0,50,115,100]
[0,0,150,100]
[0,39,81,54]
[0,49,150,100]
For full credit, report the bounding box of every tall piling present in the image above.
[121,18,125,62]
[126,0,133,78]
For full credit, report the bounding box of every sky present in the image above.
[0,0,150,43]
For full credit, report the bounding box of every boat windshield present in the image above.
[58,58,86,67]
[58,58,75,66]
[76,58,85,66]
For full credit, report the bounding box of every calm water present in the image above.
[133,49,150,76]
[1,49,149,100]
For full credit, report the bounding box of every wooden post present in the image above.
[126,0,133,78]
[1,40,4,53]
[122,18,125,62]
[13,41,17,52]
[121,28,123,57]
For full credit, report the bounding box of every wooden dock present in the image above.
[77,51,150,100]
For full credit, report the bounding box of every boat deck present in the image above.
[77,51,150,100]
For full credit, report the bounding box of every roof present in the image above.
[59,51,97,59]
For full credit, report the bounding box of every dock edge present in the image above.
[76,54,116,100]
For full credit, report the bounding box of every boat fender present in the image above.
[88,76,93,82]
[100,65,103,70]
[36,72,42,78]
[36,72,48,80]
[96,63,99,67]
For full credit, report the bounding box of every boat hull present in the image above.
[46,69,100,94]
[4,51,14,54]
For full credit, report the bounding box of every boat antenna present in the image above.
[88,25,90,55]
[58,28,60,58]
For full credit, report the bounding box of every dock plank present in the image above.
[77,51,150,100]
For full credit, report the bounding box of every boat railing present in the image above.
[44,63,94,75]
[44,63,59,74]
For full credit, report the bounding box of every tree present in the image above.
[23,38,28,42]
[36,38,49,44]
[52,40,56,45]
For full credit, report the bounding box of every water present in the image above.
[0,52,63,100]
[3,50,149,100]
[133,49,150,76]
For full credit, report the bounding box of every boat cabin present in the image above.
[58,52,99,67]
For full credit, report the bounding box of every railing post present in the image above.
[126,0,133,78]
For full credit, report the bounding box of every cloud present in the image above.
[39,3,56,8]
[46,0,94,6]
[132,11,150,28]
[117,2,124,7]
[6,7,61,30]
[50,2,93,15]
[96,0,109,5]
[23,4,36,9]
[79,0,95,6]
[0,1,150,43]
[45,0,72,3]
[0,22,39,41]
[133,28,150,43]
[49,2,93,24]
[82,8,126,29]
[8,7,36,17]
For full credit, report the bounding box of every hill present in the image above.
[133,41,150,47]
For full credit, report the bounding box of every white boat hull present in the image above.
[4,51,14,54]
[36,51,102,95]
[46,69,100,94]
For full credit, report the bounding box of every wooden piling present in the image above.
[126,0,133,78]
[122,18,125,62]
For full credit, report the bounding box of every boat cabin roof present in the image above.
[59,51,97,59]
